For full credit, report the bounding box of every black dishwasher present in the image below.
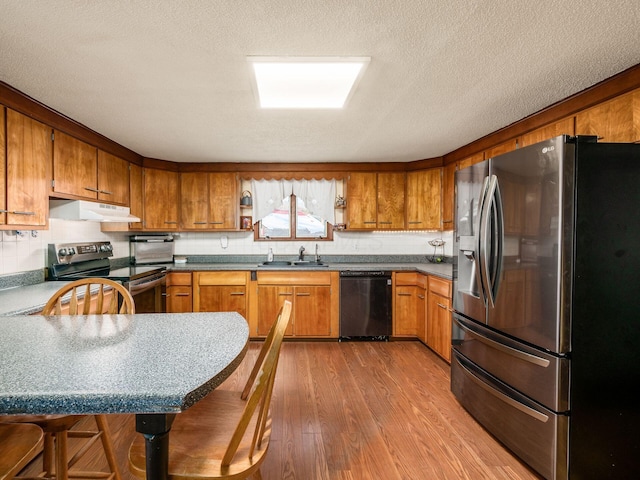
[339,271,392,340]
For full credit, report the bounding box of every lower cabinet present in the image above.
[34,290,114,315]
[255,271,338,338]
[193,271,249,318]
[427,276,452,362]
[394,272,451,363]
[166,272,192,313]
[393,272,427,338]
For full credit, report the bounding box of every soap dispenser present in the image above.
[267,248,274,262]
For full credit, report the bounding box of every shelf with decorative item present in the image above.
[239,190,252,207]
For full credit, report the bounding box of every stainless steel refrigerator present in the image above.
[451,135,640,479]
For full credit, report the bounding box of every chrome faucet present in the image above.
[315,243,320,262]
[298,246,306,261]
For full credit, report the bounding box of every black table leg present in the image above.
[135,413,176,480]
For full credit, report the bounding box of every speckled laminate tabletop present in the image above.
[0,312,249,415]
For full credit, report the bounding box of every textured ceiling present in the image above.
[1,1,639,163]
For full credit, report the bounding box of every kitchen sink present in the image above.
[258,260,328,268]
[292,261,328,267]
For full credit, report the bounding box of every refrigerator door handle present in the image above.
[479,175,504,308]
[475,176,491,303]
[478,175,494,306]
[489,177,504,305]
[455,316,551,367]
[455,355,549,423]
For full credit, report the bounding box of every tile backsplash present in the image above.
[0,220,131,277]
[0,220,453,277]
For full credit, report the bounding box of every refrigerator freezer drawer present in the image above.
[451,351,568,480]
[453,314,569,412]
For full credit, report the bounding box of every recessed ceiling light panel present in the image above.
[248,56,370,109]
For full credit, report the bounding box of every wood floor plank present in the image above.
[17,341,541,480]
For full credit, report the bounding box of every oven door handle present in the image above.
[127,274,166,295]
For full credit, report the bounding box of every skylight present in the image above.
[248,56,370,109]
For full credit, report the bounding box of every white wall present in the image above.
[0,221,453,276]
[173,230,454,258]
[0,220,130,276]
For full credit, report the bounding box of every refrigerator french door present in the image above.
[452,135,640,479]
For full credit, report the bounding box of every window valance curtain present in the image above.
[292,179,336,224]
[251,178,336,224]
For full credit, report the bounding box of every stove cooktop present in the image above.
[106,265,166,282]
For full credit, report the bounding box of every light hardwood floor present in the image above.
[18,341,541,479]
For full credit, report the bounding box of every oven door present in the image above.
[126,272,167,313]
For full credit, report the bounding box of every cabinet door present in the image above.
[394,285,417,336]
[427,291,451,362]
[53,130,98,199]
[441,163,456,230]
[377,172,405,229]
[346,172,377,229]
[97,150,129,205]
[180,172,209,229]
[197,285,247,317]
[143,168,179,230]
[575,90,640,143]
[293,286,331,336]
[416,285,427,343]
[520,117,575,147]
[5,109,52,227]
[129,163,143,230]
[167,286,193,313]
[458,152,484,171]
[166,273,192,313]
[485,139,518,159]
[406,169,441,230]
[257,285,294,336]
[208,173,237,229]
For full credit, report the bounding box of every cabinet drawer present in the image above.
[429,276,451,297]
[167,272,192,286]
[394,272,418,286]
[194,271,248,286]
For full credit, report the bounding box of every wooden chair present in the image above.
[1,278,132,480]
[42,277,134,315]
[128,300,293,480]
[0,423,44,480]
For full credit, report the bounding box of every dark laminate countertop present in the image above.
[0,262,452,316]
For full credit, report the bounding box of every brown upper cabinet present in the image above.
[180,172,238,230]
[128,163,143,230]
[346,172,405,230]
[377,172,406,229]
[143,167,179,230]
[458,152,484,171]
[520,117,575,147]
[52,131,97,200]
[484,139,518,159]
[97,150,130,205]
[52,130,129,205]
[406,168,441,230]
[2,108,52,228]
[441,163,456,230]
[346,172,377,229]
[575,89,640,143]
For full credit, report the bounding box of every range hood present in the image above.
[49,200,141,223]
